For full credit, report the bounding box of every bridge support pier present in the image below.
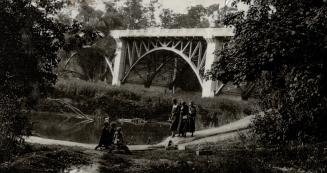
[202,37,223,98]
[112,38,126,86]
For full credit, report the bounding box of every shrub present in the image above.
[0,94,32,162]
[54,78,141,101]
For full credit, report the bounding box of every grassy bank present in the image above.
[98,141,327,173]
[0,144,91,173]
[45,78,258,127]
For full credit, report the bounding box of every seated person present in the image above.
[112,127,131,154]
[113,127,124,145]
[165,140,178,150]
[95,122,116,150]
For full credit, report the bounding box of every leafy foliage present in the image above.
[209,0,327,144]
[159,5,210,28]
[121,0,149,29]
[0,0,66,161]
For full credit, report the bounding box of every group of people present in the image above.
[95,98,197,151]
[95,119,125,150]
[169,99,197,137]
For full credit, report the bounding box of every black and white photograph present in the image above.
[1,0,327,172]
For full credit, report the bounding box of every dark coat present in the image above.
[170,104,180,131]
[98,127,111,147]
[188,105,196,133]
[178,104,189,134]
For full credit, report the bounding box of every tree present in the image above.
[147,0,161,27]
[207,4,237,27]
[121,0,148,29]
[0,0,66,161]
[159,8,176,28]
[209,0,327,145]
[60,3,125,81]
[186,5,209,28]
[160,5,209,28]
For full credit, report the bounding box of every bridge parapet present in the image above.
[110,28,234,38]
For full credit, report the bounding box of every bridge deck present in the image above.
[110,28,234,38]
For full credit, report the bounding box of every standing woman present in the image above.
[188,101,196,137]
[178,101,189,137]
[170,99,180,137]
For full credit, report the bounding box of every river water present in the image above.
[29,112,170,145]
[65,164,100,173]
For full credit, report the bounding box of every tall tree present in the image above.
[209,0,327,144]
[160,5,210,28]
[0,0,66,161]
[207,4,237,27]
[61,3,125,81]
[147,0,161,27]
[122,0,148,29]
[159,8,176,28]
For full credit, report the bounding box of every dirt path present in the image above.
[25,136,152,151]
[158,115,253,147]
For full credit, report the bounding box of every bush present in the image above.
[54,78,141,101]
[0,93,32,163]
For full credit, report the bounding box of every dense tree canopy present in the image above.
[0,0,67,161]
[0,0,66,97]
[159,5,210,28]
[209,0,327,144]
[121,0,149,29]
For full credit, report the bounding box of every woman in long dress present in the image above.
[170,99,180,137]
[188,101,196,137]
[178,101,189,137]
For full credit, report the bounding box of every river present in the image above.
[29,112,171,145]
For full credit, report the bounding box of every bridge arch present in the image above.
[121,47,203,88]
[110,28,234,97]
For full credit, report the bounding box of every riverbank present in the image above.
[0,144,94,173]
[47,78,257,125]
[3,141,325,173]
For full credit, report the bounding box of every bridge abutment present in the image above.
[112,38,126,86]
[202,37,223,98]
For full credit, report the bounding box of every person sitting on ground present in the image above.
[165,140,178,150]
[95,121,111,150]
[112,127,131,154]
[108,122,116,144]
[113,127,124,145]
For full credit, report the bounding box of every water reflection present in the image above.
[65,164,99,173]
[29,112,170,145]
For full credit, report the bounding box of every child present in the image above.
[113,127,124,145]
[113,127,131,154]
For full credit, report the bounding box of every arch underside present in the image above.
[120,37,208,88]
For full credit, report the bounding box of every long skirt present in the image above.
[170,116,179,131]
[188,117,195,133]
[178,117,187,134]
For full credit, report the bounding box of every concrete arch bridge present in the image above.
[106,28,234,98]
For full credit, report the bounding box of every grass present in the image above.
[0,144,91,173]
[51,78,259,127]
[100,148,277,173]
